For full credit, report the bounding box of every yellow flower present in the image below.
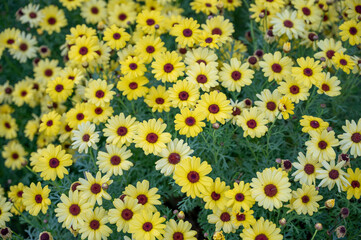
[237,107,268,138]
[197,91,232,124]
[128,210,166,240]
[343,168,361,200]
[174,107,206,138]
[103,25,130,50]
[22,182,51,216]
[239,217,283,240]
[290,184,323,216]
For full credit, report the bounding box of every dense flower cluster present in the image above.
[0,0,361,239]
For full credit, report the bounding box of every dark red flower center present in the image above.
[69,204,81,216]
[91,7,99,14]
[76,113,84,120]
[1,228,9,235]
[143,222,153,231]
[351,180,360,188]
[235,193,245,201]
[113,33,121,40]
[183,29,193,37]
[95,90,105,98]
[232,107,241,116]
[178,91,189,100]
[304,164,315,174]
[326,50,335,59]
[89,220,100,230]
[163,63,174,73]
[17,191,23,197]
[290,85,300,94]
[49,158,59,168]
[20,43,28,51]
[90,183,101,194]
[231,71,241,80]
[117,126,128,136]
[110,155,121,165]
[29,12,37,18]
[118,13,127,21]
[5,87,12,94]
[205,37,213,43]
[247,119,257,129]
[271,63,282,73]
[208,104,219,113]
[129,82,138,89]
[173,232,184,240]
[185,117,196,126]
[196,74,207,83]
[4,122,10,129]
[328,169,339,180]
[146,133,158,143]
[146,46,155,53]
[12,153,19,159]
[155,98,164,104]
[35,194,43,203]
[79,47,88,55]
[355,5,361,13]
[45,69,53,77]
[351,133,361,143]
[264,184,278,197]
[303,68,313,76]
[212,28,222,35]
[236,213,246,221]
[168,153,181,164]
[71,183,81,191]
[321,84,330,91]
[255,234,268,240]
[137,194,148,205]
[302,7,311,16]
[48,17,56,25]
[318,140,327,149]
[220,212,231,222]
[266,101,276,111]
[129,63,137,70]
[40,233,50,240]
[310,120,320,128]
[196,59,206,65]
[211,191,221,200]
[121,209,133,220]
[94,107,103,115]
[248,56,257,65]
[82,134,90,142]
[187,171,200,183]
[283,20,294,28]
[340,59,347,65]
[46,120,53,126]
[302,195,310,203]
[146,19,155,26]
[349,27,357,35]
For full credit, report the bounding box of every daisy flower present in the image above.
[128,210,166,240]
[207,208,236,234]
[305,129,339,162]
[117,75,149,101]
[300,115,329,134]
[103,113,138,147]
[292,152,322,185]
[133,118,171,155]
[291,57,324,88]
[55,190,93,230]
[152,51,185,83]
[259,51,293,83]
[78,171,113,206]
[316,72,341,97]
[144,85,172,113]
[225,181,255,213]
[343,168,361,200]
[239,217,283,240]
[290,184,323,216]
[202,178,230,211]
[250,168,292,211]
[338,119,361,158]
[173,156,213,199]
[0,197,12,228]
[123,180,161,212]
[155,139,194,176]
[103,25,130,50]
[84,79,115,107]
[168,80,200,109]
[219,58,254,92]
[163,219,197,240]
[316,159,349,192]
[237,107,268,138]
[232,210,256,229]
[186,63,219,92]
[174,107,206,138]
[71,121,99,154]
[22,182,51,216]
[108,197,142,233]
[78,207,112,240]
[170,17,201,47]
[197,91,232,124]
[96,144,133,177]
[270,10,305,39]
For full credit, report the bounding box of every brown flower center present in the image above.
[117,126,128,136]
[208,104,219,113]
[211,191,220,200]
[69,204,81,216]
[137,194,148,205]
[187,171,200,183]
[231,71,241,80]
[328,169,339,180]
[302,195,310,203]
[35,194,43,203]
[271,63,282,73]
[90,183,101,194]
[143,222,153,231]
[304,164,315,175]
[196,74,207,83]
[49,158,59,168]
[220,212,231,222]
[283,20,294,28]
[163,63,174,73]
[89,220,100,230]
[318,140,327,149]
[351,133,361,143]
[110,155,121,165]
[264,184,278,197]
[247,119,257,129]
[121,209,133,220]
[146,133,158,143]
[168,153,181,164]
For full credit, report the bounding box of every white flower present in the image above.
[71,121,99,153]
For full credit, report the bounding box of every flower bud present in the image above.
[315,223,323,231]
[254,49,264,59]
[177,211,185,220]
[212,123,220,129]
[275,158,282,164]
[0,227,12,240]
[97,21,106,31]
[337,153,350,167]
[245,31,252,42]
[154,24,160,29]
[39,231,53,240]
[336,225,347,238]
[173,209,179,215]
[281,159,292,172]
[243,98,252,108]
[213,231,225,240]
[101,183,109,190]
[325,199,335,209]
[340,207,349,218]
[279,218,287,226]
[327,126,333,132]
[82,61,89,69]
[259,12,265,18]
[283,42,291,53]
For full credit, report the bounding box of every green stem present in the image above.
[89,148,97,168]
[25,165,37,176]
[245,137,258,162]
[310,230,318,240]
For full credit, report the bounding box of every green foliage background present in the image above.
[1,0,361,239]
